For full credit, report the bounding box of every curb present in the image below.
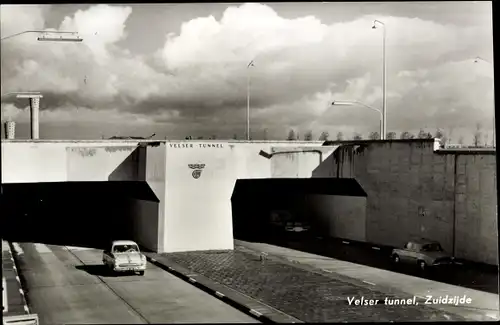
[144,254,302,324]
[3,242,30,314]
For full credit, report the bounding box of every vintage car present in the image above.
[102,240,147,275]
[391,239,455,271]
[285,221,310,233]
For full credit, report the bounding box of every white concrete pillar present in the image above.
[30,97,40,140]
[4,121,15,139]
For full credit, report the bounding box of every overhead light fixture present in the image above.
[37,33,83,42]
[258,150,273,159]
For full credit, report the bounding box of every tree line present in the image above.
[186,123,492,147]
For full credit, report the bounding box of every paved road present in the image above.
[13,243,259,324]
[263,236,498,294]
[163,248,465,322]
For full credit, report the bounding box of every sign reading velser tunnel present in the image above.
[169,143,225,148]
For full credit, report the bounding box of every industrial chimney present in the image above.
[16,93,43,140]
[4,121,15,139]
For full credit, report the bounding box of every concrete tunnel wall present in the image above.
[306,195,367,242]
[1,141,145,183]
[1,140,331,254]
[313,139,497,265]
[161,141,329,253]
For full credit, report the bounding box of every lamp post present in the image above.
[474,56,495,147]
[1,30,82,42]
[372,20,387,140]
[246,60,255,141]
[331,100,383,139]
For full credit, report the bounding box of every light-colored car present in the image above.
[391,239,454,271]
[102,240,146,275]
[285,221,310,233]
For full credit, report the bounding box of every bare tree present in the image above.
[435,128,447,147]
[318,131,329,141]
[232,134,238,140]
[336,131,344,141]
[417,128,433,139]
[352,132,363,140]
[473,123,482,147]
[386,132,396,140]
[447,126,455,144]
[483,133,489,147]
[369,131,380,140]
[287,129,296,141]
[304,130,313,141]
[400,131,415,139]
[458,135,464,145]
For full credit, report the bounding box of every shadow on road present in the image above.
[75,264,138,278]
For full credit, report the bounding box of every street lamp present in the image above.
[259,149,323,165]
[1,30,82,42]
[331,100,383,139]
[372,19,387,140]
[247,60,255,141]
[473,56,495,147]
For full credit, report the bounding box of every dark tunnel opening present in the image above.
[231,178,367,243]
[1,181,159,250]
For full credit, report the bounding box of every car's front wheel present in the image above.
[138,271,145,276]
[418,260,427,271]
[392,254,400,264]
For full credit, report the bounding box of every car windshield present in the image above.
[113,244,139,253]
[422,243,442,252]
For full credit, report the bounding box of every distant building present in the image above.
[4,121,15,139]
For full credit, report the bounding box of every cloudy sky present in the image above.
[0,2,494,143]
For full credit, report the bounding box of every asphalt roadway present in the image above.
[12,243,259,324]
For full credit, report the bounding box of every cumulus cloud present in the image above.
[0,3,494,141]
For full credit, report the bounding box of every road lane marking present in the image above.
[188,278,197,283]
[150,258,156,262]
[65,247,151,324]
[19,289,24,295]
[362,281,376,286]
[65,246,94,251]
[34,243,52,254]
[322,269,333,273]
[249,309,262,317]
[372,247,381,250]
[215,291,225,298]
[15,276,20,283]
[342,241,350,244]
[23,305,29,313]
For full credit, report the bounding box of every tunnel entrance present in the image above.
[1,181,159,250]
[231,178,367,243]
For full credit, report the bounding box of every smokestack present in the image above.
[30,97,40,139]
[4,121,15,139]
[16,93,43,140]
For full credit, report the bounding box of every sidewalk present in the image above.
[235,239,500,322]
[2,240,30,316]
[146,244,467,322]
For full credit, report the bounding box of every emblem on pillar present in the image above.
[188,164,206,179]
